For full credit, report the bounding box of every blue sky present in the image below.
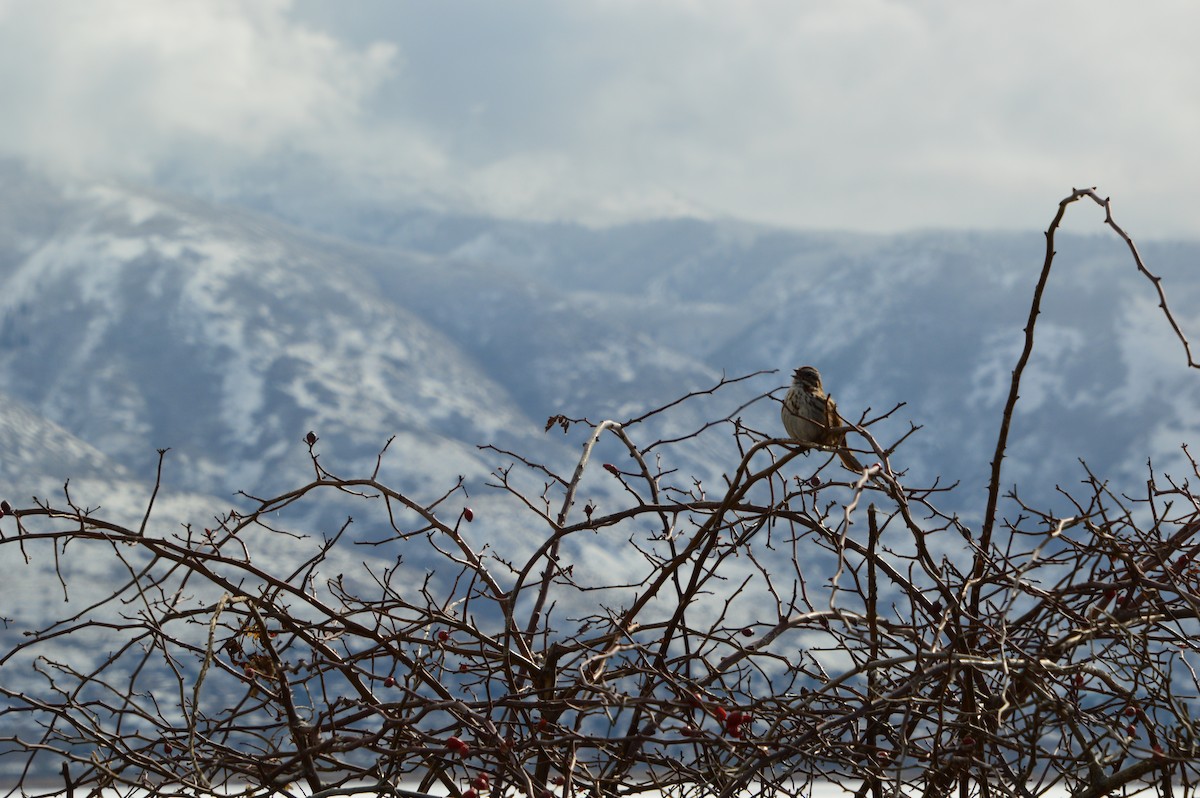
[2,1,1197,237]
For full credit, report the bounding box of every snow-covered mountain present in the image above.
[254,192,1200,514]
[2,158,1199,542]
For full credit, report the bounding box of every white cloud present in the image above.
[3,1,1199,236]
[0,0,396,176]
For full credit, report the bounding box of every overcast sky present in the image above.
[2,1,1197,237]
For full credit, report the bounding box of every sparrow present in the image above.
[781,366,865,472]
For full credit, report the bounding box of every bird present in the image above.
[781,366,865,472]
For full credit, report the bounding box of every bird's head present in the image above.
[791,366,823,393]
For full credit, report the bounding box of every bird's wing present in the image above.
[823,395,841,441]
[827,395,865,472]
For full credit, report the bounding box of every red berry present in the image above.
[463,791,477,798]
[383,676,396,688]
[551,776,565,785]
[446,736,470,756]
[961,735,976,748]
[726,711,745,726]
[741,627,754,637]
[463,507,474,522]
[1127,724,1137,736]
[1074,674,1085,687]
[164,742,173,754]
[681,724,701,737]
[808,476,821,487]
[713,706,728,722]
[603,463,620,476]
[437,630,451,642]
[727,725,743,739]
[1124,705,1138,717]
[472,774,490,790]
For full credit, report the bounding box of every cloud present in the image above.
[3,1,1200,236]
[0,0,396,177]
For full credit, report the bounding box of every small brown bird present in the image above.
[781,366,865,472]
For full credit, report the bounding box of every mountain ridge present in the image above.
[1,160,1198,532]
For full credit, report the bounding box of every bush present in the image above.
[2,189,1199,798]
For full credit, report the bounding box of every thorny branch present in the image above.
[0,190,1198,798]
